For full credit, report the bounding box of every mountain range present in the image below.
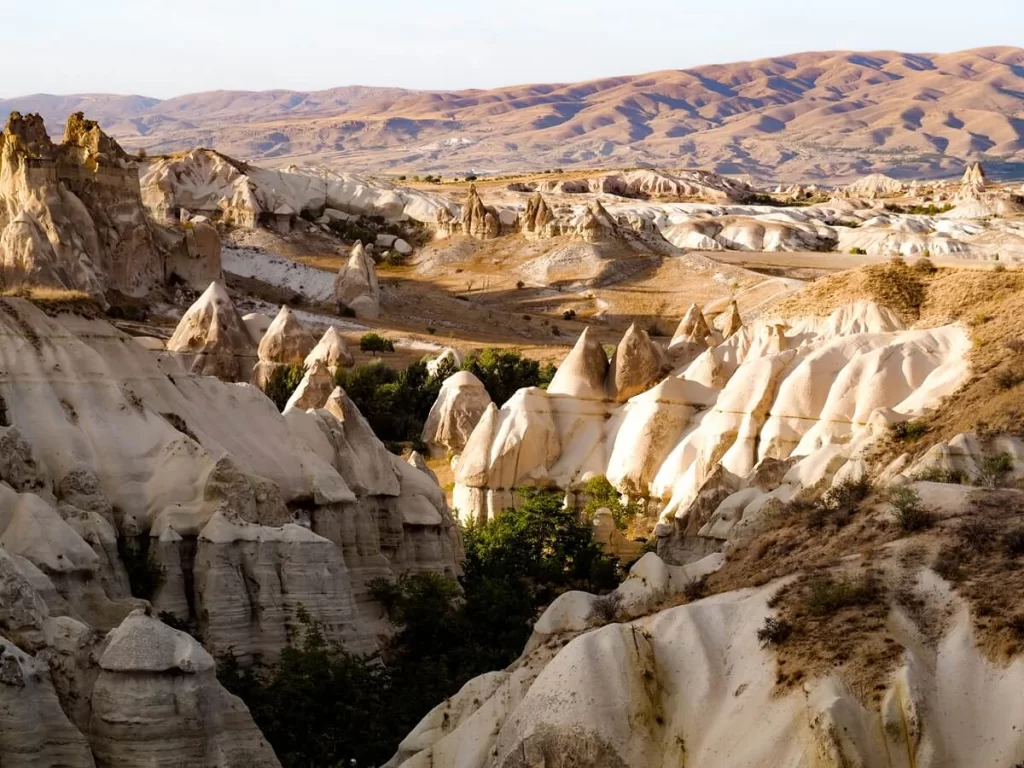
[3,46,1023,182]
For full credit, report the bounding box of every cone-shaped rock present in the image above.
[722,300,743,339]
[284,360,336,412]
[668,304,713,367]
[165,281,255,381]
[407,451,439,484]
[258,306,316,364]
[304,326,354,371]
[521,192,559,239]
[334,242,380,319]
[460,184,500,240]
[547,327,609,400]
[607,323,666,403]
[422,371,493,454]
[323,387,401,496]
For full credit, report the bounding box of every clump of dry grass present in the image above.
[0,286,100,317]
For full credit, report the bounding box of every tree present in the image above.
[359,332,395,356]
[581,475,641,531]
[263,363,305,411]
[461,348,557,405]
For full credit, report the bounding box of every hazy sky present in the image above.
[4,0,1020,98]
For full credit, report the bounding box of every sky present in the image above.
[3,0,1021,98]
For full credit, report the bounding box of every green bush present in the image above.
[975,453,1014,488]
[890,420,928,442]
[888,486,933,532]
[805,572,881,616]
[581,475,640,531]
[462,348,556,405]
[263,363,305,412]
[757,616,792,648]
[359,333,395,356]
[849,247,868,255]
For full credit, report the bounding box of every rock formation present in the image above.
[721,299,743,339]
[840,173,906,199]
[452,303,969,523]
[284,360,336,411]
[459,184,501,240]
[0,294,461,765]
[304,326,354,373]
[520,192,561,239]
[141,148,455,226]
[253,305,317,389]
[164,281,257,382]
[334,242,380,319]
[160,216,223,289]
[421,371,493,455]
[607,324,666,403]
[0,112,165,297]
[668,303,713,365]
[956,161,987,201]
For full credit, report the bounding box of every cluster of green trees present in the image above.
[218,488,621,767]
[263,347,556,453]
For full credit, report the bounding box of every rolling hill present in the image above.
[3,46,1023,182]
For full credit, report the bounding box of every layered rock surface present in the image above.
[0,295,460,765]
[452,302,970,524]
[334,242,380,318]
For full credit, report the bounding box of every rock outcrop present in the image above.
[422,371,493,455]
[89,609,281,767]
[334,242,380,319]
[452,303,970,525]
[304,326,354,373]
[253,305,317,389]
[668,303,713,365]
[459,184,501,240]
[0,112,164,297]
[0,294,461,764]
[141,148,456,226]
[164,281,257,381]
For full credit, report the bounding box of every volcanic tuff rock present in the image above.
[451,301,970,523]
[140,148,456,226]
[334,241,380,318]
[0,112,163,297]
[421,371,493,455]
[253,305,317,389]
[164,281,257,382]
[0,295,460,765]
[304,326,355,373]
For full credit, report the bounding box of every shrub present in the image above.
[683,575,708,602]
[1004,338,1024,355]
[1003,528,1024,557]
[588,592,623,626]
[581,475,640,531]
[757,617,793,648]
[994,264,1007,274]
[811,477,872,528]
[913,466,965,484]
[562,309,577,321]
[805,572,881,616]
[359,333,395,356]
[426,326,437,335]
[959,518,997,551]
[890,421,928,442]
[849,247,868,255]
[263,362,305,411]
[516,280,526,290]
[888,486,933,532]
[933,544,965,581]
[975,453,1014,487]
[912,257,937,274]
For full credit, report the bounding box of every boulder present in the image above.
[89,609,281,767]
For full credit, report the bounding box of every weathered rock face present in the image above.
[0,296,461,764]
[607,324,666,403]
[159,217,224,289]
[284,360,336,411]
[422,371,493,455]
[334,242,380,319]
[140,148,455,227]
[520,192,561,239]
[89,610,281,768]
[452,303,971,526]
[305,326,354,373]
[164,281,257,381]
[668,303,713,366]
[0,112,164,297]
[460,184,502,240]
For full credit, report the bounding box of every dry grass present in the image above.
[0,286,100,316]
[774,264,1024,455]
